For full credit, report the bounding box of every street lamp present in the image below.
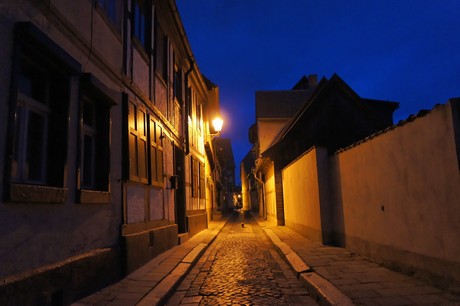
[212,117,223,133]
[207,116,223,141]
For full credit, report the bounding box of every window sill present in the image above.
[9,183,68,204]
[78,189,110,204]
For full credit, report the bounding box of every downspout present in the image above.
[253,169,266,220]
[184,58,194,155]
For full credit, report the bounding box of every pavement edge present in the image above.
[262,227,355,306]
[137,216,230,306]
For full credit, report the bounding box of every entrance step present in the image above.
[177,233,189,245]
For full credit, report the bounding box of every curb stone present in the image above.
[300,272,354,306]
[138,218,229,305]
[262,227,355,306]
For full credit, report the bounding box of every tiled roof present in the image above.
[255,89,314,119]
[261,74,401,157]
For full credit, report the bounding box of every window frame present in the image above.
[77,74,115,203]
[5,22,81,203]
[132,0,151,56]
[155,23,168,81]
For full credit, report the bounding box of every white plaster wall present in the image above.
[264,162,277,222]
[338,103,460,264]
[283,148,323,242]
[258,119,288,153]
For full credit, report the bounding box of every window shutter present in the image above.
[128,101,148,183]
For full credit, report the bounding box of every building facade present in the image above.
[0,0,219,304]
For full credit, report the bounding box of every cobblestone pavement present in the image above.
[166,213,318,305]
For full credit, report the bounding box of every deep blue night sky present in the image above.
[176,0,460,184]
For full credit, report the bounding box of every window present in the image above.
[127,101,164,186]
[173,64,182,102]
[132,0,151,51]
[199,162,205,199]
[128,101,148,183]
[191,156,205,199]
[97,0,122,31]
[11,55,69,187]
[197,102,202,133]
[155,24,168,80]
[79,92,110,192]
[7,22,81,203]
[191,156,199,198]
[149,117,164,186]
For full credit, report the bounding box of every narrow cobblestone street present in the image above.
[166,213,318,305]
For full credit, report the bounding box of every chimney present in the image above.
[308,74,318,87]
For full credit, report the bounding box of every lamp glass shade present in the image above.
[212,117,223,132]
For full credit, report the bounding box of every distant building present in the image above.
[240,147,257,212]
[245,74,398,226]
[0,1,221,304]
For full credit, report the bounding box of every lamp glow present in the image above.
[212,117,223,132]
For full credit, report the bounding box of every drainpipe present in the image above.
[253,169,266,220]
[184,58,194,155]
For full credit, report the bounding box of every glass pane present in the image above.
[26,111,46,181]
[129,102,136,129]
[11,106,23,178]
[138,109,146,136]
[151,147,157,182]
[83,99,95,127]
[129,133,138,177]
[83,134,95,187]
[19,62,48,104]
[138,138,147,179]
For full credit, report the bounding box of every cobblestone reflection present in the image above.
[167,214,317,305]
